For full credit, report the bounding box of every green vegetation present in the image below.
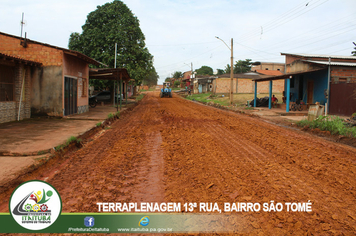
[96,122,102,127]
[68,0,157,88]
[55,136,81,151]
[185,93,282,107]
[136,94,145,101]
[297,116,356,138]
[185,93,229,106]
[116,111,120,118]
[107,113,114,119]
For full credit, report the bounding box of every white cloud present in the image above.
[1,0,355,84]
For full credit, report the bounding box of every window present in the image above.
[82,78,87,97]
[0,64,15,101]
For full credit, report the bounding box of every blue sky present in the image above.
[1,0,356,84]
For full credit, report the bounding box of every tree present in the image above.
[224,64,231,74]
[196,66,213,75]
[352,42,356,56]
[233,59,252,74]
[173,71,183,80]
[216,69,225,75]
[68,0,155,88]
[174,80,181,88]
[143,68,159,87]
[165,77,171,82]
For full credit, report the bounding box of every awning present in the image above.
[89,68,131,81]
[252,68,327,82]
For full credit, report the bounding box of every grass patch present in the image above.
[96,122,102,127]
[54,136,81,151]
[297,115,356,138]
[107,113,114,119]
[136,94,145,101]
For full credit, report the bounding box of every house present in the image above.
[0,31,102,118]
[252,53,356,116]
[0,53,42,123]
[212,72,280,94]
[193,76,216,93]
[251,62,285,72]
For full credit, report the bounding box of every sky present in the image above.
[1,0,356,84]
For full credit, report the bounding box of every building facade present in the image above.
[0,32,101,118]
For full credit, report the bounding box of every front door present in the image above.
[64,77,77,116]
[307,81,314,104]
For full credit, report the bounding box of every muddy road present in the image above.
[1,91,356,235]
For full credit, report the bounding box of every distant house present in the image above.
[253,53,356,116]
[212,72,283,94]
[251,62,285,72]
[0,31,101,118]
[193,76,216,93]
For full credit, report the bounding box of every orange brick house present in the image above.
[0,31,101,118]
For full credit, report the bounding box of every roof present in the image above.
[89,68,131,81]
[255,69,284,76]
[281,52,356,60]
[252,68,327,82]
[303,60,356,67]
[218,73,270,79]
[0,31,104,67]
[0,52,42,66]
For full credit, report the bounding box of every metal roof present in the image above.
[218,73,270,79]
[281,52,356,60]
[303,60,356,67]
[89,68,131,81]
[252,68,327,82]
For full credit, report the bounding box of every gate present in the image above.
[329,83,356,116]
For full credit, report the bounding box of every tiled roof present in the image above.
[255,70,284,76]
[0,52,42,66]
[0,31,104,67]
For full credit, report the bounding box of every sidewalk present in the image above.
[0,104,129,185]
[0,105,124,156]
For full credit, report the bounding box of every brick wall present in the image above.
[331,67,356,83]
[0,63,32,124]
[214,78,284,93]
[0,33,63,66]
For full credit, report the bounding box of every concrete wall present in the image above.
[31,66,63,116]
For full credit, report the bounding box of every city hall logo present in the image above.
[9,180,62,230]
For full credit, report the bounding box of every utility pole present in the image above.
[216,36,234,104]
[20,13,25,38]
[114,43,117,110]
[230,38,234,105]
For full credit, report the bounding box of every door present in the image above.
[64,77,77,116]
[198,84,202,93]
[307,81,314,104]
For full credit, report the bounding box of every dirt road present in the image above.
[1,92,356,235]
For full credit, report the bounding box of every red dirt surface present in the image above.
[1,91,356,235]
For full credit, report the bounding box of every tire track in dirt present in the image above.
[157,93,356,235]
